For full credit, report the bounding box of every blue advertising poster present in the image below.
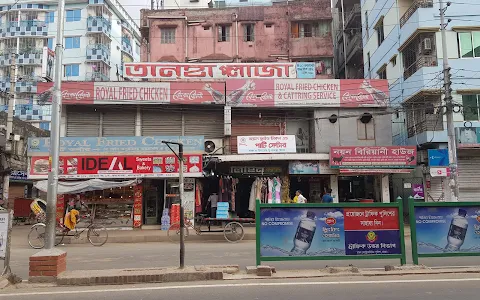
[295,62,316,79]
[428,149,449,167]
[415,206,480,254]
[259,207,402,257]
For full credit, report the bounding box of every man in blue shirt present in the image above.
[322,189,334,203]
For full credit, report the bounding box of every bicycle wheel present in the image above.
[224,222,245,243]
[168,222,189,243]
[28,223,64,249]
[87,224,108,246]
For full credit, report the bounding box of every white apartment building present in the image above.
[0,0,141,129]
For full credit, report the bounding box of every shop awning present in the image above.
[34,179,138,195]
[339,169,414,174]
[215,153,330,162]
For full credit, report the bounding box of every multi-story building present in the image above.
[362,0,480,202]
[333,0,363,79]
[0,0,141,130]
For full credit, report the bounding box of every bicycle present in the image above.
[28,202,108,249]
[167,216,202,243]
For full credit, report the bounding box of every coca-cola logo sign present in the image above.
[245,92,273,102]
[61,90,91,101]
[173,90,204,101]
[341,92,372,103]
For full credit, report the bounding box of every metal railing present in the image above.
[400,0,434,27]
[87,43,110,52]
[3,20,46,28]
[345,4,361,27]
[407,114,444,138]
[86,72,109,81]
[121,36,131,46]
[403,55,437,80]
[87,16,112,30]
[345,33,361,56]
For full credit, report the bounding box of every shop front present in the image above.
[27,136,204,229]
[288,161,337,203]
[330,146,417,203]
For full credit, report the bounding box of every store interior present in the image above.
[338,175,379,202]
[289,176,330,203]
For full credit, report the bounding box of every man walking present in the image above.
[322,189,334,203]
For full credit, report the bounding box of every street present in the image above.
[2,274,480,299]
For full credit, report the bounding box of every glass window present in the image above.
[243,24,254,42]
[46,11,54,24]
[473,32,480,57]
[376,19,384,46]
[65,37,80,49]
[66,9,81,22]
[462,94,479,121]
[459,32,474,58]
[160,28,175,44]
[47,38,53,50]
[64,64,80,77]
[217,25,230,42]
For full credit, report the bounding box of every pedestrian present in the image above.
[322,188,334,203]
[295,190,307,203]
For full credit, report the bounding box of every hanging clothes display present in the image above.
[195,181,203,213]
[248,177,282,211]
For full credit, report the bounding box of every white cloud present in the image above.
[325,211,344,219]
[470,215,479,219]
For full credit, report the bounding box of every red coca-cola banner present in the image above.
[29,154,203,179]
[36,82,95,104]
[330,146,417,169]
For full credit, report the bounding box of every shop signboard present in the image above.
[123,62,298,79]
[428,149,449,167]
[430,167,450,177]
[455,126,480,148]
[230,166,283,175]
[237,135,296,154]
[288,161,337,175]
[256,202,406,265]
[226,79,389,108]
[412,184,424,200]
[295,62,316,79]
[330,146,417,169]
[27,136,204,179]
[10,170,28,181]
[409,201,480,265]
[133,185,143,228]
[0,211,9,258]
[36,82,226,105]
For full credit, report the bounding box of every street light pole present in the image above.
[439,0,459,202]
[161,141,185,269]
[45,0,66,249]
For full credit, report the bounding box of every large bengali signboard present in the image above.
[257,203,404,264]
[237,135,296,154]
[455,126,480,148]
[330,146,417,169]
[27,136,204,179]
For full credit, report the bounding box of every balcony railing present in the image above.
[403,55,437,80]
[400,0,434,27]
[87,16,112,35]
[0,20,48,38]
[345,4,361,28]
[345,33,361,56]
[407,115,444,138]
[86,72,109,81]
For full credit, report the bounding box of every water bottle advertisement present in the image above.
[414,206,480,254]
[259,207,401,257]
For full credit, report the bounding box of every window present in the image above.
[291,21,331,38]
[462,94,480,121]
[46,11,54,24]
[218,25,231,42]
[66,9,81,22]
[135,42,140,54]
[375,18,385,46]
[391,55,397,67]
[243,24,254,42]
[47,38,54,50]
[365,11,369,39]
[315,58,333,75]
[64,64,80,77]
[367,52,371,79]
[160,28,175,44]
[357,117,375,140]
[377,67,387,79]
[458,31,480,58]
[65,36,80,49]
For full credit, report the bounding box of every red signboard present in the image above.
[37,82,95,104]
[330,146,417,169]
[133,185,143,228]
[29,155,202,179]
[340,79,389,107]
[344,208,399,231]
[170,82,225,104]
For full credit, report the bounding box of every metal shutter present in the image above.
[102,108,136,136]
[458,156,480,201]
[141,107,182,136]
[426,177,445,202]
[66,106,100,137]
[184,110,224,139]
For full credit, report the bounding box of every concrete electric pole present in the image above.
[45,0,66,249]
[2,53,15,208]
[439,0,459,202]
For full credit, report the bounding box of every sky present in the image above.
[119,0,151,25]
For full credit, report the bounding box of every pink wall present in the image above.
[141,1,333,65]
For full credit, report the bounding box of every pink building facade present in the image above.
[140,0,334,77]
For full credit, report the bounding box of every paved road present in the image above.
[2,274,480,299]
[11,238,476,280]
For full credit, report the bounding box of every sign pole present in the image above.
[1,210,12,275]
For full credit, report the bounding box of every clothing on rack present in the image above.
[248,176,282,211]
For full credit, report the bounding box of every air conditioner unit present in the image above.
[423,38,432,51]
[204,139,224,155]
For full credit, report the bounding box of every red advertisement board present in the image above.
[133,185,143,228]
[37,82,95,104]
[170,82,225,104]
[340,79,389,107]
[343,208,399,231]
[330,146,417,169]
[29,154,202,179]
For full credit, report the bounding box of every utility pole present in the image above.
[439,0,459,202]
[3,54,15,208]
[45,0,66,249]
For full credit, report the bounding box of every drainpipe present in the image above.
[233,13,239,62]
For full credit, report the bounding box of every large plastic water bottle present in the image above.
[445,209,468,252]
[291,211,316,255]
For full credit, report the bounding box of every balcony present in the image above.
[15,80,38,93]
[0,20,48,39]
[86,44,110,65]
[345,32,362,61]
[407,115,444,138]
[400,0,434,28]
[0,104,52,121]
[121,36,133,58]
[403,55,437,80]
[86,16,111,37]
[345,4,361,28]
[86,72,109,81]
[121,20,133,34]
[0,48,43,66]
[88,0,105,5]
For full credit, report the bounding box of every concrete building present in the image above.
[333,0,363,79]
[362,0,480,201]
[0,0,141,130]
